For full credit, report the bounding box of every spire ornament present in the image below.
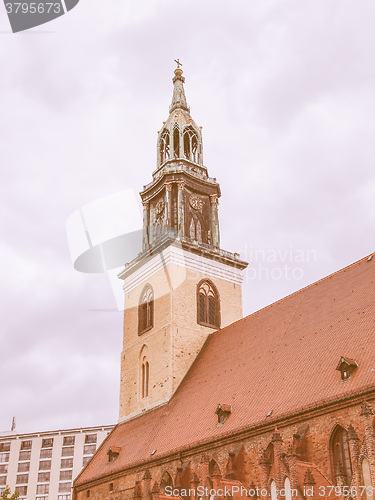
[169,60,190,114]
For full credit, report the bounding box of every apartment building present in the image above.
[0,425,113,500]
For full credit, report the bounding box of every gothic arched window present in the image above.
[184,131,190,160]
[160,472,173,494]
[330,426,352,485]
[138,285,154,335]
[197,280,220,328]
[209,459,221,477]
[140,345,149,399]
[173,127,180,158]
[183,126,199,163]
[160,130,170,164]
[284,477,292,500]
[362,458,374,500]
[270,481,277,500]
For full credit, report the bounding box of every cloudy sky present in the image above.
[1,0,374,434]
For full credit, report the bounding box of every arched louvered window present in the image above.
[160,130,170,164]
[138,285,154,335]
[173,127,180,158]
[184,131,190,160]
[183,126,199,163]
[330,426,352,485]
[192,134,198,163]
[197,280,220,328]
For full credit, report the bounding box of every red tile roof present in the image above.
[75,254,375,486]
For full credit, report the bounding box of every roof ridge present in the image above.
[210,252,374,338]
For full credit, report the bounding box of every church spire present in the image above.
[169,60,190,114]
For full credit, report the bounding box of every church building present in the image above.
[73,65,375,500]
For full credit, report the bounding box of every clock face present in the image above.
[189,195,204,212]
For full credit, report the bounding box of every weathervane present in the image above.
[174,59,182,69]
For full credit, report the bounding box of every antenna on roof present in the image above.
[11,416,16,431]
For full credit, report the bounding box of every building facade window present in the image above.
[39,460,51,470]
[84,434,97,444]
[41,438,53,448]
[61,459,73,469]
[0,444,10,453]
[62,446,74,457]
[330,426,352,485]
[197,280,220,328]
[36,484,49,494]
[40,448,52,459]
[83,444,96,455]
[19,451,31,461]
[16,474,28,484]
[138,285,154,335]
[15,486,27,496]
[59,482,72,492]
[20,441,32,451]
[0,465,7,474]
[18,462,30,472]
[38,472,50,482]
[63,436,75,446]
[60,470,73,481]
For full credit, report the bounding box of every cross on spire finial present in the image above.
[174,59,182,69]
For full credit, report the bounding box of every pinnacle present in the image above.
[169,63,190,114]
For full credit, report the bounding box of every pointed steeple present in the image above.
[169,61,190,114]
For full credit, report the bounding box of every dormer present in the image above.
[336,356,358,381]
[216,404,232,425]
[107,446,121,463]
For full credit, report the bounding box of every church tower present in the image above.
[118,64,248,423]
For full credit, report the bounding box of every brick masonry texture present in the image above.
[75,255,375,500]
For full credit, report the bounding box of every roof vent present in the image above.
[336,357,358,381]
[216,404,232,425]
[107,446,121,463]
[367,255,373,262]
